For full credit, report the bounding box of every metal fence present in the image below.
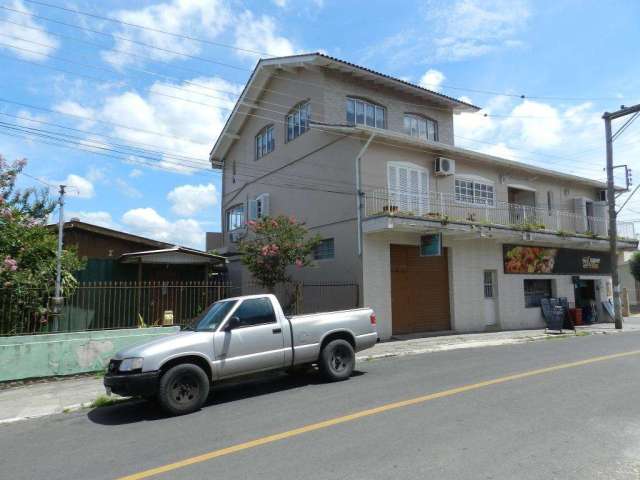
[0,280,360,336]
[363,188,638,239]
[0,281,233,336]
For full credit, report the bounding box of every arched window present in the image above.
[346,97,386,128]
[404,113,438,141]
[285,101,310,142]
[255,125,274,159]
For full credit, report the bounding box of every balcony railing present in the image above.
[363,188,636,240]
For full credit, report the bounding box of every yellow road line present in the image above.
[117,349,640,480]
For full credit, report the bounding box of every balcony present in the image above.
[363,188,636,241]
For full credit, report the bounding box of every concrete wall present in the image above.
[619,262,639,305]
[363,231,613,340]
[0,327,179,382]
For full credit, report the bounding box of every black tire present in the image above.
[319,339,355,382]
[158,364,210,416]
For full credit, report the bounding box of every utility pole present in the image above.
[52,185,66,317]
[603,103,640,329]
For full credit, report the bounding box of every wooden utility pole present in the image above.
[603,103,640,329]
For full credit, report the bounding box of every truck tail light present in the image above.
[370,313,377,326]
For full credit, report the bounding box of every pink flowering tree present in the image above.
[0,156,83,333]
[239,215,321,291]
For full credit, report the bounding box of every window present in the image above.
[248,193,270,221]
[346,98,386,128]
[313,238,335,260]
[226,205,245,231]
[547,191,554,215]
[524,279,553,308]
[255,125,274,159]
[286,101,310,142]
[388,162,429,214]
[233,297,276,327]
[195,300,237,331]
[404,114,438,141]
[483,271,495,298]
[455,178,495,206]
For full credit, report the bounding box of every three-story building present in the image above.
[210,53,637,340]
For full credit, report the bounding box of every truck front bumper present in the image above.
[104,371,160,397]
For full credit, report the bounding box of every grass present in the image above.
[91,394,124,408]
[93,370,105,379]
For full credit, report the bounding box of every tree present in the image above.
[239,215,320,292]
[629,251,640,283]
[0,156,83,334]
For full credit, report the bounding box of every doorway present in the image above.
[483,270,498,327]
[508,187,536,224]
[574,279,597,323]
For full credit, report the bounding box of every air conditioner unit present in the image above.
[434,157,455,176]
[597,189,607,202]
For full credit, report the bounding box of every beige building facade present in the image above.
[210,53,637,340]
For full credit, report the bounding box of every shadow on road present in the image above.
[87,369,365,426]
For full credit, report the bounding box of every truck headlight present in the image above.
[119,357,143,372]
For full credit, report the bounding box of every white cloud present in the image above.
[504,100,563,148]
[98,76,241,174]
[65,210,118,229]
[234,11,296,59]
[101,0,232,68]
[115,178,143,198]
[121,207,205,249]
[129,168,143,178]
[273,0,288,6]
[55,174,95,199]
[167,183,218,216]
[53,101,96,129]
[419,69,446,92]
[0,0,60,61]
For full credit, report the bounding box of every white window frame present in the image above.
[226,204,245,231]
[454,175,495,207]
[346,98,386,129]
[255,125,274,160]
[286,101,310,142]
[387,161,430,215]
[403,113,438,141]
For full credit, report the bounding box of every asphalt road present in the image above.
[2,332,640,480]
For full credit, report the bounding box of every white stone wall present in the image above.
[363,232,613,340]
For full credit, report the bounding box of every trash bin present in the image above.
[549,305,564,331]
[569,308,583,326]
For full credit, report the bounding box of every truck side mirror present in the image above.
[225,316,241,331]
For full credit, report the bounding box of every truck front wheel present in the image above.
[319,339,355,381]
[158,364,210,415]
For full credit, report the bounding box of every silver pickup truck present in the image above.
[104,294,378,415]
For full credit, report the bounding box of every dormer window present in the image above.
[346,98,386,129]
[404,114,438,141]
[286,101,310,142]
[255,125,274,159]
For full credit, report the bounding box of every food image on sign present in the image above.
[504,246,558,273]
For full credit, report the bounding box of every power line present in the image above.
[1,3,631,107]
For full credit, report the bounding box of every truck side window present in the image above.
[234,298,277,327]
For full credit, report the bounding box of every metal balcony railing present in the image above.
[363,188,636,239]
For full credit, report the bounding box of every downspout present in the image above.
[356,133,376,256]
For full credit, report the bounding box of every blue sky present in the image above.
[1,0,639,249]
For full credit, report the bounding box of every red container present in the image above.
[569,308,583,326]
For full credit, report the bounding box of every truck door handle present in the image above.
[272,328,282,334]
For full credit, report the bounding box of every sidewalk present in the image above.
[2,318,639,425]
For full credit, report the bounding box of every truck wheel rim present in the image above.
[331,346,350,372]
[171,375,199,404]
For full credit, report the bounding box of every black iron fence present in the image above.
[0,280,360,336]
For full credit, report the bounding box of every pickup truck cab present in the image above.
[104,294,378,415]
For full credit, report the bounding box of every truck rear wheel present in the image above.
[158,364,209,416]
[319,339,355,381]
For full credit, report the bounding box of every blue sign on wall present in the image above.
[420,233,442,257]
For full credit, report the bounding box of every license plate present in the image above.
[105,386,112,396]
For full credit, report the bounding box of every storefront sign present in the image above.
[503,244,611,275]
[420,233,442,257]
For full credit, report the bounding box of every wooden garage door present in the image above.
[390,244,451,334]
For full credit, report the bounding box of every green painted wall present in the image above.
[0,326,180,382]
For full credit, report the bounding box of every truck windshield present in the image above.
[195,300,237,331]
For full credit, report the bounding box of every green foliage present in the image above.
[239,215,321,291]
[0,156,84,333]
[629,251,640,283]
